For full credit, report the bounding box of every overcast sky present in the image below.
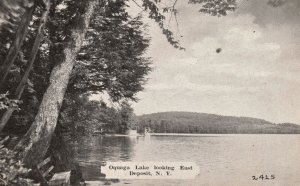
[128,0,300,123]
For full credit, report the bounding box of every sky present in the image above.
[125,0,300,124]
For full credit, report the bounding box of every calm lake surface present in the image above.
[74,134,300,186]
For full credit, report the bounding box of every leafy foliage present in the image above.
[0,93,20,111]
[139,0,237,50]
[267,0,286,7]
[0,0,34,29]
[58,94,136,137]
[142,0,185,50]
[189,0,237,16]
[0,137,33,186]
[69,1,152,101]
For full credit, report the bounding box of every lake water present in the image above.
[74,134,300,186]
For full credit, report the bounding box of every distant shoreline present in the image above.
[93,133,300,137]
[148,133,300,136]
[136,112,300,134]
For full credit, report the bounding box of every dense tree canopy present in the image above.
[70,1,152,101]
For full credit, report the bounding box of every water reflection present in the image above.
[75,136,138,180]
[73,135,300,185]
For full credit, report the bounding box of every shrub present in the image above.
[0,137,33,186]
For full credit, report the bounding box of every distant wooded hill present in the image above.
[136,112,300,134]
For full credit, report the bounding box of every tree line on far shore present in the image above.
[137,112,300,134]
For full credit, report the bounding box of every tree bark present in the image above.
[0,0,51,132]
[0,4,35,90]
[14,0,98,167]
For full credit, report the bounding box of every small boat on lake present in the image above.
[144,127,152,136]
[124,129,138,136]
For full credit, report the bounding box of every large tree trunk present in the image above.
[14,0,98,167]
[0,4,35,90]
[0,0,51,132]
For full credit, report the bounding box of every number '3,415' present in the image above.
[252,174,275,180]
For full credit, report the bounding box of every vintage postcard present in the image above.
[0,0,299,186]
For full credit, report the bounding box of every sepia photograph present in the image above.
[0,0,300,185]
